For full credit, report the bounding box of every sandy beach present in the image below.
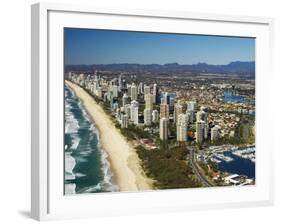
[66,80,153,192]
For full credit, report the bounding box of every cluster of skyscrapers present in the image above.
[68,72,221,144]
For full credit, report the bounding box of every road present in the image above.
[188,146,214,187]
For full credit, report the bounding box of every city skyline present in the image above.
[64,28,255,65]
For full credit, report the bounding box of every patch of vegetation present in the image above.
[136,146,202,189]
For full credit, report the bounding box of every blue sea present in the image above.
[64,85,118,194]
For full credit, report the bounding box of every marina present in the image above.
[201,145,256,179]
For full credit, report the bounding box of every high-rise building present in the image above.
[159,117,168,140]
[144,93,153,110]
[196,120,205,143]
[121,114,128,128]
[131,83,138,101]
[122,93,128,107]
[122,79,126,90]
[143,108,152,125]
[113,102,119,112]
[204,123,209,140]
[118,74,122,91]
[160,103,169,119]
[127,84,131,97]
[187,101,197,112]
[130,100,139,125]
[152,83,160,103]
[138,82,144,94]
[111,85,118,98]
[144,84,150,95]
[196,110,208,123]
[186,110,194,123]
[177,113,187,142]
[124,104,131,120]
[174,103,183,123]
[78,73,85,86]
[96,86,102,98]
[152,110,159,123]
[162,92,170,105]
[116,107,121,119]
[211,126,220,142]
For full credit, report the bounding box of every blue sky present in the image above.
[64,28,255,65]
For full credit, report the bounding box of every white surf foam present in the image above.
[90,124,119,192]
[65,151,76,181]
[70,134,80,150]
[83,183,102,193]
[65,183,76,194]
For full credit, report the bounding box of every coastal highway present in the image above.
[188,147,214,187]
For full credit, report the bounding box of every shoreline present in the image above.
[65,80,154,192]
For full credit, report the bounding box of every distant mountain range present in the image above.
[65,61,255,76]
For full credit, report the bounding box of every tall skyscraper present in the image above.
[111,85,118,98]
[145,93,153,110]
[96,86,102,98]
[124,104,131,120]
[160,103,169,119]
[121,114,128,128]
[186,110,194,124]
[144,108,152,125]
[122,93,128,107]
[138,82,144,94]
[130,100,139,125]
[127,84,132,97]
[177,113,187,142]
[196,110,208,123]
[118,74,122,91]
[174,103,183,124]
[204,123,209,140]
[187,101,197,112]
[152,110,159,123]
[162,92,170,105]
[152,83,160,104]
[144,84,150,95]
[159,117,168,140]
[211,126,220,142]
[196,120,205,143]
[131,83,138,101]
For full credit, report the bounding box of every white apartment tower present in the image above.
[144,108,152,126]
[122,93,128,107]
[160,103,169,119]
[131,83,138,101]
[211,126,220,142]
[160,117,168,140]
[187,101,197,111]
[196,120,205,143]
[144,84,150,95]
[121,114,128,128]
[152,110,159,123]
[145,93,153,110]
[177,113,187,142]
[111,85,118,98]
[174,103,183,124]
[130,100,139,125]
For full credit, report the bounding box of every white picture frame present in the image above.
[31,2,274,221]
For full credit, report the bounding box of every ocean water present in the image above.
[64,84,118,194]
